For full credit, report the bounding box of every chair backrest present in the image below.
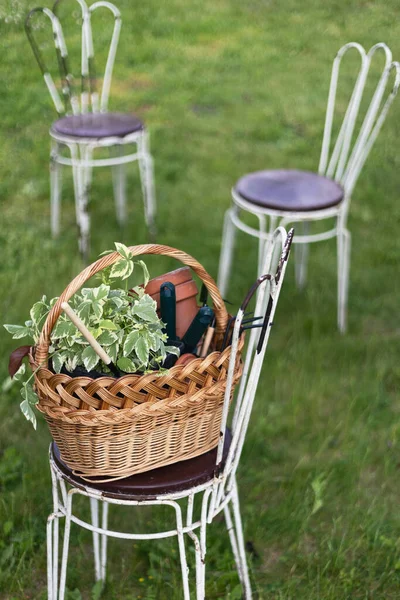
[215,227,294,487]
[25,0,121,115]
[318,43,400,202]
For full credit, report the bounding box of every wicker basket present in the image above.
[32,244,244,481]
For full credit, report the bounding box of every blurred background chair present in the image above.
[45,227,293,600]
[25,0,156,259]
[218,43,400,332]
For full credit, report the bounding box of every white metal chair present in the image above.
[45,227,294,600]
[25,0,156,259]
[218,43,400,332]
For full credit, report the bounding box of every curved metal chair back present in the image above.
[217,227,294,492]
[319,43,400,202]
[25,0,121,115]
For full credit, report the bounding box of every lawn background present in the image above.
[1,0,400,598]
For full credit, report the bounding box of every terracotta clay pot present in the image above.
[145,267,199,339]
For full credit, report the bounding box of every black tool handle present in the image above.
[182,306,214,353]
[160,282,176,341]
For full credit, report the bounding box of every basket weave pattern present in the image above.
[32,244,243,481]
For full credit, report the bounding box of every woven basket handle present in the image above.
[35,244,228,364]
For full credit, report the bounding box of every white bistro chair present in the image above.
[45,227,294,600]
[25,0,156,259]
[218,43,400,332]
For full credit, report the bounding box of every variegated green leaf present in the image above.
[52,320,77,339]
[108,289,125,298]
[75,300,91,323]
[13,363,26,381]
[135,336,149,365]
[136,260,150,287]
[117,357,138,373]
[97,330,118,346]
[114,242,132,260]
[107,342,119,363]
[23,382,38,405]
[131,301,158,322]
[92,301,103,320]
[4,324,31,339]
[110,258,133,280]
[99,319,119,331]
[109,296,124,310]
[52,352,66,374]
[93,284,110,302]
[147,332,161,351]
[165,345,181,357]
[88,326,102,339]
[20,384,38,429]
[20,399,37,429]
[65,353,79,372]
[81,287,91,299]
[30,300,49,327]
[82,346,100,372]
[73,334,88,345]
[140,293,157,308]
[123,330,140,356]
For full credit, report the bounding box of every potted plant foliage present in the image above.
[4,243,179,428]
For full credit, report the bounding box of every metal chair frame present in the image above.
[45,227,294,600]
[218,43,400,332]
[26,0,156,258]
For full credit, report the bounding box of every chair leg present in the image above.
[187,530,206,600]
[101,502,109,582]
[224,504,242,581]
[111,145,127,226]
[217,207,238,298]
[194,490,212,599]
[294,222,310,290]
[58,492,74,600]
[337,227,351,333]
[177,526,191,600]
[90,498,102,582]
[50,142,62,238]
[47,514,59,600]
[48,466,64,599]
[224,482,252,599]
[89,498,108,583]
[69,144,81,230]
[138,132,157,240]
[70,144,91,260]
[74,146,92,261]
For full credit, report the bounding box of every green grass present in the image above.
[1,0,400,597]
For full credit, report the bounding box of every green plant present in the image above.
[4,243,178,428]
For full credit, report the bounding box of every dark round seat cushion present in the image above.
[51,429,232,500]
[235,169,344,212]
[51,112,144,139]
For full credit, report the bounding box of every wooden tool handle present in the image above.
[61,302,112,366]
[200,322,216,358]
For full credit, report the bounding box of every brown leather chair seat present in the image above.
[51,429,232,500]
[51,112,144,139]
[235,169,344,212]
